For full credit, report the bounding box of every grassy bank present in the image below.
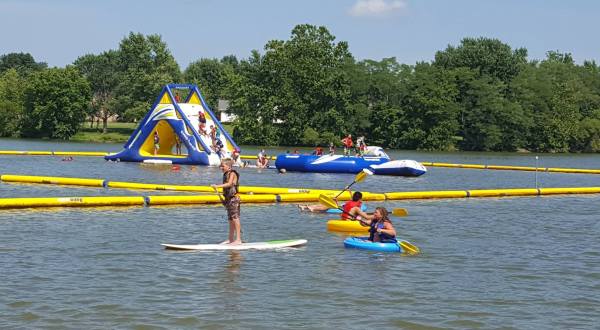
[71,122,234,143]
[71,122,138,143]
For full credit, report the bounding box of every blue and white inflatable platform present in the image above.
[275,147,426,177]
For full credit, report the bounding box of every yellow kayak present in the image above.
[326,220,368,233]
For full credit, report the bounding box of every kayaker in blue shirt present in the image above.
[354,207,397,243]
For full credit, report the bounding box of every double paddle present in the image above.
[334,169,408,217]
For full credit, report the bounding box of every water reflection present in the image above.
[221,251,243,291]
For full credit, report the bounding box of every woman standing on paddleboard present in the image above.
[211,158,242,245]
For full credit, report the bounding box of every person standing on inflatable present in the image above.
[153,131,160,155]
[174,134,182,155]
[198,111,207,135]
[329,142,336,155]
[341,134,353,156]
[211,158,242,245]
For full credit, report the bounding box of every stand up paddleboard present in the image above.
[161,239,307,251]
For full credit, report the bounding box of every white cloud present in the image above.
[348,0,407,17]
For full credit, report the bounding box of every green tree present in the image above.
[21,67,91,139]
[434,37,527,85]
[401,63,461,150]
[183,58,225,107]
[74,50,120,133]
[0,52,47,76]
[0,68,25,136]
[112,32,181,121]
[511,52,586,152]
[228,24,355,146]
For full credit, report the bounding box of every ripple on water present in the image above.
[8,301,33,308]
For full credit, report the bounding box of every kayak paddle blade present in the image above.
[318,194,339,210]
[400,240,420,255]
[392,208,408,217]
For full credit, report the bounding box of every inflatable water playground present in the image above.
[275,146,427,176]
[105,84,239,165]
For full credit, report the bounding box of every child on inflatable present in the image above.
[257,149,269,168]
[198,111,207,135]
[312,146,323,156]
[153,131,160,155]
[341,134,353,156]
[329,142,336,155]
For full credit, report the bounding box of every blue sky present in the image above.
[0,0,598,68]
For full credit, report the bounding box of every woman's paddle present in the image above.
[392,208,408,216]
[333,169,373,198]
[399,240,420,255]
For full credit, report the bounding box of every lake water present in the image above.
[1,138,599,329]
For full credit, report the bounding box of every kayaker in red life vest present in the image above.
[341,134,353,156]
[341,191,363,220]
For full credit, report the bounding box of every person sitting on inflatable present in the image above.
[354,207,397,243]
[256,149,269,168]
[232,148,244,167]
[312,146,323,156]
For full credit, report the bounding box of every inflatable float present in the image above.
[343,237,419,254]
[106,84,240,166]
[275,147,426,177]
[327,220,368,233]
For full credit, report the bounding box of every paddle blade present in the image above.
[318,194,338,209]
[355,168,373,183]
[392,208,408,217]
[400,240,420,255]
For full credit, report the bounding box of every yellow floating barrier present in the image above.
[467,188,540,198]
[1,174,105,187]
[240,155,276,160]
[0,174,346,195]
[422,161,600,175]
[0,196,145,209]
[384,190,469,200]
[539,187,600,195]
[1,185,600,210]
[53,151,110,156]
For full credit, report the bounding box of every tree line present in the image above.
[1,25,599,152]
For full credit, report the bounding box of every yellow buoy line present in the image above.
[0,174,350,196]
[0,150,110,156]
[421,162,600,175]
[1,174,600,209]
[0,150,276,160]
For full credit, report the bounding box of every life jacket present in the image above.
[343,138,353,148]
[342,200,362,220]
[222,169,239,200]
[368,219,397,243]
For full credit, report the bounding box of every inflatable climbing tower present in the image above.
[105,84,239,165]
